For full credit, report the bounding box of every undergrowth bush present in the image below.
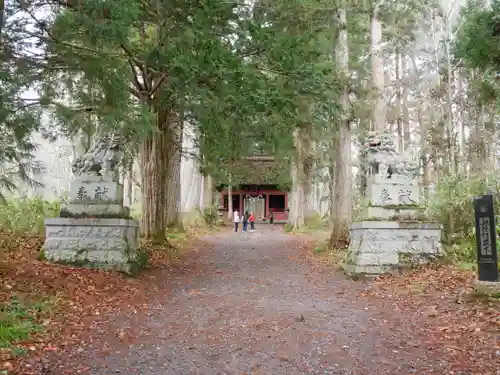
[202,206,218,226]
[0,198,61,234]
[428,174,500,262]
[182,209,207,227]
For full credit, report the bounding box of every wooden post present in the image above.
[240,193,243,213]
[266,193,271,218]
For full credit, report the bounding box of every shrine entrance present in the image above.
[219,184,289,222]
[244,194,265,218]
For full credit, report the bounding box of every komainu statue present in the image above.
[363,131,420,179]
[71,134,121,179]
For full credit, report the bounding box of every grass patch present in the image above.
[0,297,49,358]
[455,262,476,271]
[284,215,330,234]
[0,198,60,235]
[308,230,347,270]
[304,214,329,230]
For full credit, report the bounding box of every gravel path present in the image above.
[49,226,446,375]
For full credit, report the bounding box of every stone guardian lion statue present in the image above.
[71,134,121,180]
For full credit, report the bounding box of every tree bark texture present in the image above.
[165,114,183,229]
[202,174,213,209]
[330,2,351,247]
[288,125,312,229]
[227,176,233,220]
[371,8,386,132]
[140,107,182,239]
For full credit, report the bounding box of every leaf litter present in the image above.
[366,265,499,374]
[0,231,202,374]
[1,229,499,374]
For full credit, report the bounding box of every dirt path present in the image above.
[45,226,449,375]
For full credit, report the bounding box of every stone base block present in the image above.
[345,220,442,276]
[365,206,423,220]
[69,177,123,205]
[42,218,141,274]
[473,279,500,296]
[343,264,394,276]
[62,203,130,218]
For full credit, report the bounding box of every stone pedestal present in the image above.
[365,174,422,219]
[345,173,442,276]
[43,175,142,274]
[344,221,442,276]
[42,218,140,273]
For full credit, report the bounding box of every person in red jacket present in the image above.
[249,211,255,232]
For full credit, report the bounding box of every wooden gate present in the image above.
[244,194,265,219]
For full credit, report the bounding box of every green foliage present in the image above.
[0,298,44,355]
[0,0,53,198]
[428,174,500,261]
[0,198,60,234]
[313,246,325,254]
[454,0,500,106]
[202,206,218,227]
[454,0,500,72]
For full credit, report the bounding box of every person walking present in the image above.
[249,211,255,232]
[269,209,275,225]
[233,209,240,232]
[242,211,249,232]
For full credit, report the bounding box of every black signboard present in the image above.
[473,194,499,282]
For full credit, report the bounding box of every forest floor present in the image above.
[1,226,499,375]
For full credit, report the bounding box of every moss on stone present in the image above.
[59,209,132,220]
[124,248,149,276]
[54,258,92,267]
[37,249,47,261]
[368,203,422,209]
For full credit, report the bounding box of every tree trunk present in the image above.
[140,133,168,240]
[303,137,315,218]
[395,48,403,152]
[328,164,335,222]
[202,174,213,208]
[126,165,133,207]
[0,0,4,43]
[371,7,386,132]
[419,109,430,203]
[329,1,351,248]
[457,68,466,173]
[165,122,183,229]
[227,175,233,220]
[402,54,410,151]
[470,102,488,175]
[288,127,310,229]
[140,104,183,238]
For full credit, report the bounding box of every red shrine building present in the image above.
[217,156,290,223]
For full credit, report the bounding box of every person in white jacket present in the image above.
[233,209,240,232]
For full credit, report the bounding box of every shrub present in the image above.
[202,206,218,226]
[0,198,61,234]
[427,174,500,262]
